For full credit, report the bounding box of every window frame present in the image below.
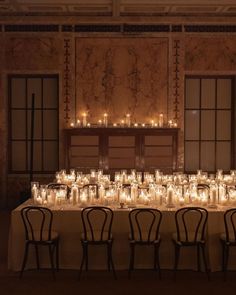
[184,75,235,173]
[8,74,59,174]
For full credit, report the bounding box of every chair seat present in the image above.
[129,232,161,243]
[28,231,59,242]
[81,231,112,242]
[172,232,205,244]
[220,233,236,244]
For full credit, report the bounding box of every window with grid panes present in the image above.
[8,75,59,173]
[185,77,234,173]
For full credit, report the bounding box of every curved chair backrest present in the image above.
[81,206,113,241]
[47,183,70,198]
[175,207,208,243]
[224,208,236,242]
[21,206,54,242]
[129,208,162,242]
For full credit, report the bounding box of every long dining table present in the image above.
[8,200,236,272]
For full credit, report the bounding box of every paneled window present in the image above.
[8,75,59,173]
[185,77,234,172]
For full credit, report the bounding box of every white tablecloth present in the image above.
[8,201,236,271]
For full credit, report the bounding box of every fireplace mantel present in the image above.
[64,127,179,174]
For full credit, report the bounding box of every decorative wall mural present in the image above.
[185,37,236,71]
[5,37,60,70]
[76,38,169,124]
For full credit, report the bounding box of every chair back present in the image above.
[47,183,70,198]
[129,208,162,242]
[81,206,113,241]
[21,206,54,242]
[175,207,208,243]
[224,208,236,242]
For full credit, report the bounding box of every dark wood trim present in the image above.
[64,127,179,174]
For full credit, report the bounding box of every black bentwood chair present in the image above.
[128,208,162,278]
[220,208,236,279]
[20,206,59,279]
[78,206,116,280]
[172,207,209,279]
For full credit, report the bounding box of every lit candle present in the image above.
[77,119,81,127]
[121,119,125,127]
[134,123,138,127]
[158,113,164,127]
[98,119,102,126]
[168,120,173,127]
[82,113,87,127]
[103,113,108,127]
[87,123,91,127]
[113,123,117,127]
[70,122,74,128]
[126,114,131,127]
[151,120,154,127]
[142,123,145,127]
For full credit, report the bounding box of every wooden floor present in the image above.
[1,210,236,295]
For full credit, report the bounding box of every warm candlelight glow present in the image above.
[113,123,117,127]
[77,119,81,126]
[70,122,74,127]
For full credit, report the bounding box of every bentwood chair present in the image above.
[20,206,59,279]
[220,208,236,279]
[78,206,116,280]
[172,207,209,279]
[47,183,70,198]
[128,208,162,278]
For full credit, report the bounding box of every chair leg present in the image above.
[200,244,210,280]
[19,242,29,279]
[107,244,111,272]
[78,242,86,280]
[55,241,59,271]
[197,244,201,272]
[48,245,55,280]
[85,244,88,272]
[173,244,180,280]
[224,245,230,281]
[34,245,40,270]
[108,242,117,280]
[154,243,161,280]
[128,243,135,279]
[221,241,225,273]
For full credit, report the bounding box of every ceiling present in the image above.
[1,0,236,17]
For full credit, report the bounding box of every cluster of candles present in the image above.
[69,113,177,128]
[31,169,236,209]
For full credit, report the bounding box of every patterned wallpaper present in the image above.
[75,37,169,124]
[185,37,236,71]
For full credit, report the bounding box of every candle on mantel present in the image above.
[87,123,91,127]
[113,123,117,127]
[159,113,164,127]
[77,119,81,127]
[98,119,102,126]
[142,123,145,127]
[103,113,108,127]
[151,120,155,127]
[168,120,173,127]
[121,119,125,127]
[126,114,131,127]
[82,113,87,127]
[70,122,74,128]
[134,123,138,127]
